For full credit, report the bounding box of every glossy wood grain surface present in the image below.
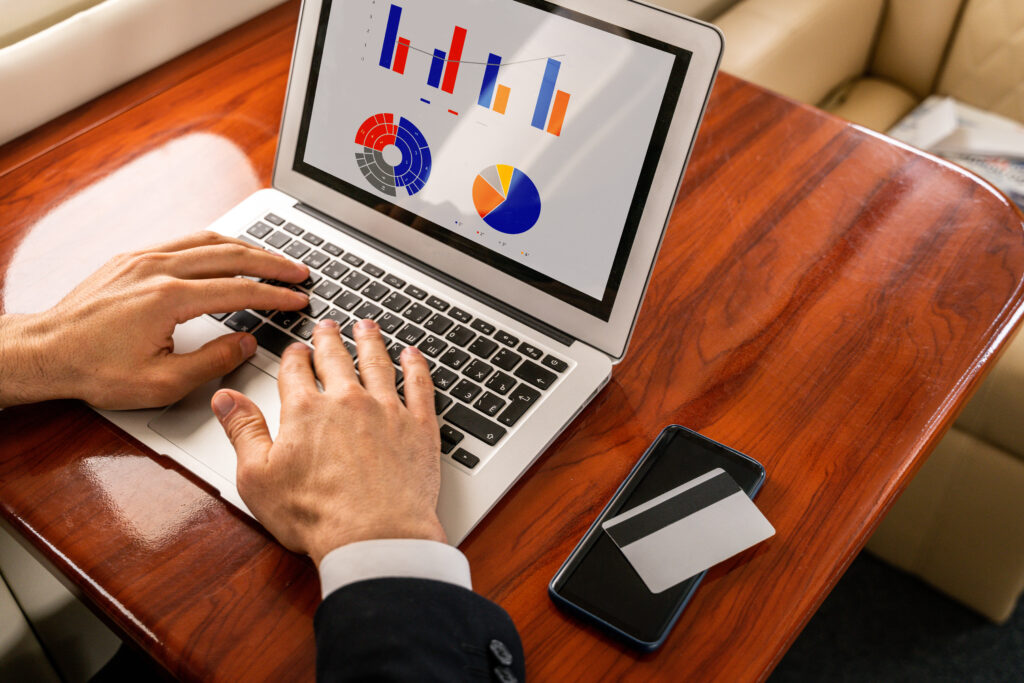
[2,4,1023,681]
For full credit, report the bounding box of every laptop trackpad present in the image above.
[149,362,281,482]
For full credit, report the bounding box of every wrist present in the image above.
[0,314,68,407]
[309,518,448,569]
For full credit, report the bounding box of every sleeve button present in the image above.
[489,638,513,666]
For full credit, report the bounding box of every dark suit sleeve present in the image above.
[315,578,525,682]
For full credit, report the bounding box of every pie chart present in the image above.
[354,113,431,197]
[472,164,541,235]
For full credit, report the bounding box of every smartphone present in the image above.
[548,425,766,651]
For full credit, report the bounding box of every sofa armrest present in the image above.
[715,0,884,105]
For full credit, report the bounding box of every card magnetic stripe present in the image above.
[604,471,741,547]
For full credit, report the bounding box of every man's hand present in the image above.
[213,319,446,566]
[0,231,309,409]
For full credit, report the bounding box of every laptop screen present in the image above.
[293,0,691,320]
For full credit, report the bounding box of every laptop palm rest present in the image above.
[149,361,281,483]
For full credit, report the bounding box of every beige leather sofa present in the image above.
[711,0,1024,622]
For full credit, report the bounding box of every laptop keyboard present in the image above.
[210,213,571,471]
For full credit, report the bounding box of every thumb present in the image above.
[172,332,257,388]
[211,389,273,471]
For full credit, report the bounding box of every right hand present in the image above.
[212,318,446,566]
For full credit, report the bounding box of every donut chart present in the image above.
[472,165,541,235]
[354,113,431,196]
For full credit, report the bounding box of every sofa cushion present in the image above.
[954,331,1024,463]
[0,0,103,48]
[825,77,918,131]
[938,0,1024,124]
[870,0,965,99]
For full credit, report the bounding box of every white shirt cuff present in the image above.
[317,539,472,600]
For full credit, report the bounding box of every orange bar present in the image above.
[493,84,511,115]
[546,90,570,136]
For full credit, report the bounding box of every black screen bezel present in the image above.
[549,426,766,647]
[292,0,692,320]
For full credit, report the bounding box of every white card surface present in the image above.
[601,468,775,594]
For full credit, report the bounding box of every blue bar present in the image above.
[531,58,561,129]
[420,98,431,104]
[428,49,446,88]
[478,53,502,107]
[379,4,402,69]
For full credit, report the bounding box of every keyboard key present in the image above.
[403,303,432,323]
[395,324,426,345]
[239,235,263,248]
[271,310,302,329]
[382,291,411,313]
[485,371,515,395]
[445,325,475,347]
[451,448,480,469]
[388,344,405,365]
[225,311,262,333]
[208,311,230,321]
[362,262,385,278]
[283,222,304,235]
[432,367,459,390]
[254,324,295,357]
[342,252,364,267]
[302,297,329,319]
[470,319,496,335]
[323,243,343,257]
[497,384,541,427]
[440,425,464,454]
[323,260,349,280]
[323,308,348,325]
[378,312,404,334]
[463,359,494,383]
[434,393,453,415]
[426,295,449,311]
[284,241,311,259]
[341,320,356,340]
[542,355,569,373]
[495,331,519,347]
[517,342,544,360]
[247,222,272,239]
[474,392,506,418]
[451,379,482,404]
[302,232,324,246]
[335,290,362,311]
[514,360,557,390]
[303,251,330,269]
[264,213,285,226]
[265,231,291,249]
[344,340,358,358]
[449,307,472,323]
[353,302,383,320]
[440,347,471,370]
[445,405,506,446]
[313,281,342,300]
[299,272,323,289]
[340,271,369,291]
[404,284,427,300]
[383,274,406,288]
[418,335,448,358]
[468,337,498,359]
[492,348,522,371]
[424,314,453,335]
[362,281,390,301]
[293,317,317,340]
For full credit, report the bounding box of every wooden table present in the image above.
[2,3,1023,680]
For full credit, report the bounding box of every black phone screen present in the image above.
[550,426,765,646]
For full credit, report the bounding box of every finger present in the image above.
[312,320,358,391]
[176,278,308,320]
[278,342,318,405]
[212,389,273,470]
[399,345,435,421]
[353,320,395,397]
[160,243,308,283]
[144,230,249,254]
[166,332,258,391]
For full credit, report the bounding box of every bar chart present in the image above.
[477,54,570,137]
[379,3,466,95]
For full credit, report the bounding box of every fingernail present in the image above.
[212,392,235,419]
[239,334,257,357]
[318,319,338,329]
[356,319,378,332]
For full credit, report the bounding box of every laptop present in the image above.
[102,0,722,545]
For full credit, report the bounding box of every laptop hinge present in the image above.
[294,203,577,347]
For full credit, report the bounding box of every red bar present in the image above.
[441,26,466,94]
[547,90,570,136]
[393,38,410,74]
